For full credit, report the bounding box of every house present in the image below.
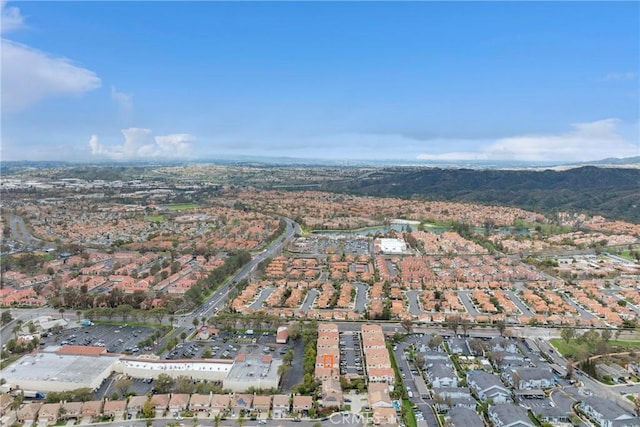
[210,394,230,416]
[488,402,536,427]
[38,402,60,425]
[272,394,290,419]
[151,394,170,416]
[231,393,253,416]
[448,336,470,355]
[426,362,459,388]
[536,405,572,425]
[188,394,212,414]
[17,402,42,425]
[368,382,393,410]
[126,395,148,417]
[372,406,398,426]
[422,349,450,361]
[81,400,103,419]
[446,406,485,427]
[320,377,343,408]
[488,336,518,354]
[505,367,555,390]
[433,387,476,411]
[579,397,639,427]
[169,393,190,414]
[252,395,272,413]
[292,395,313,413]
[103,399,127,419]
[276,326,289,344]
[60,401,83,420]
[0,394,14,417]
[467,371,511,404]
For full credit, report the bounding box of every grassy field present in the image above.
[145,215,165,222]
[167,203,198,210]
[550,338,640,358]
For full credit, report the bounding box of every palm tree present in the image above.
[12,323,22,339]
[10,392,24,419]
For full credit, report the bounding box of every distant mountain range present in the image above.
[318,166,640,223]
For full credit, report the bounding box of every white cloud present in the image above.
[417,119,639,162]
[1,2,101,112]
[89,128,195,160]
[1,39,101,112]
[1,1,25,33]
[602,72,638,82]
[110,85,133,121]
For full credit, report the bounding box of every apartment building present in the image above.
[361,324,395,385]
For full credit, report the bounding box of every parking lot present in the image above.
[164,330,290,361]
[40,323,161,356]
[339,331,364,377]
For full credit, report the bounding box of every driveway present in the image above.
[353,283,369,313]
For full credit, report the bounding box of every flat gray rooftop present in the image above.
[0,352,120,386]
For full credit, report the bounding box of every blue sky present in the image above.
[1,1,638,162]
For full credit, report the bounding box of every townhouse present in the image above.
[579,397,640,427]
[188,393,212,415]
[272,394,291,419]
[102,399,127,419]
[467,371,511,404]
[488,402,536,427]
[361,324,395,385]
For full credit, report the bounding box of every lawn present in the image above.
[551,338,640,359]
[402,399,417,427]
[145,215,165,222]
[167,203,198,210]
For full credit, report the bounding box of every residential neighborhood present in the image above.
[1,169,639,427]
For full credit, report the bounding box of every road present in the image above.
[160,218,300,349]
[353,283,368,313]
[406,290,424,316]
[394,336,438,427]
[502,290,535,317]
[250,288,275,310]
[300,289,318,313]
[457,290,480,316]
[7,214,56,251]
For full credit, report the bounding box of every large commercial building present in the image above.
[1,346,280,394]
[0,346,119,393]
[223,353,282,392]
[120,354,234,381]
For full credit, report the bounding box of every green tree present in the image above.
[174,375,195,394]
[560,327,576,343]
[142,396,155,419]
[446,314,461,335]
[495,320,506,337]
[155,373,174,393]
[114,376,132,398]
[10,392,24,418]
[400,318,413,333]
[1,311,12,325]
